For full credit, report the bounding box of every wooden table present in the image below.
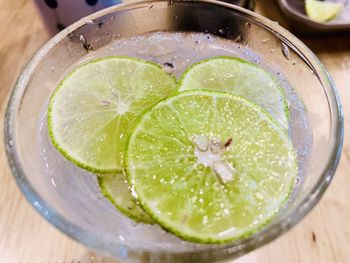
[0,0,349,262]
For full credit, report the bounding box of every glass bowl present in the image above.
[4,0,343,262]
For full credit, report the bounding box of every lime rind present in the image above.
[178,56,290,130]
[98,173,153,224]
[48,56,177,173]
[126,90,297,244]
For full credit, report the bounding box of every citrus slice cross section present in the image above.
[127,90,297,244]
[178,56,289,129]
[48,56,177,173]
[98,173,153,224]
[305,0,344,23]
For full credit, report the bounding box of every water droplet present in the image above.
[8,140,13,147]
[50,177,56,188]
[130,186,138,199]
[261,38,269,44]
[218,28,226,36]
[281,43,290,60]
[234,35,243,43]
[173,15,178,21]
[245,22,251,28]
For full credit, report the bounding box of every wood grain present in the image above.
[0,0,349,262]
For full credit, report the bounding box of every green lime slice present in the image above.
[98,173,153,224]
[305,0,344,23]
[48,56,177,173]
[178,56,289,130]
[127,90,297,244]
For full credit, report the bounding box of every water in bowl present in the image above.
[38,31,310,251]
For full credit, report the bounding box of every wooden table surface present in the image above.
[0,0,349,262]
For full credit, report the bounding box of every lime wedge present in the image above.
[305,0,344,23]
[178,56,289,129]
[98,173,153,223]
[48,56,177,173]
[127,90,297,244]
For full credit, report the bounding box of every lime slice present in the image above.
[305,0,344,23]
[127,90,297,244]
[178,56,289,129]
[48,56,177,173]
[98,173,153,224]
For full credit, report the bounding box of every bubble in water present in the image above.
[162,62,175,75]
[218,28,227,36]
[100,100,111,106]
[234,35,243,43]
[50,177,57,188]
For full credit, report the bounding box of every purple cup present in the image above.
[34,0,121,35]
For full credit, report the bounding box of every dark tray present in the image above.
[275,0,350,33]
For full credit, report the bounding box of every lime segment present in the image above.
[98,173,153,224]
[48,56,177,172]
[305,0,344,23]
[127,90,297,244]
[178,56,289,129]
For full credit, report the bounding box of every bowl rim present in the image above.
[4,0,344,260]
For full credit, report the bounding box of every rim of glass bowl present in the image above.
[4,0,344,261]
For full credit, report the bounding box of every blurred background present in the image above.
[0,0,349,262]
